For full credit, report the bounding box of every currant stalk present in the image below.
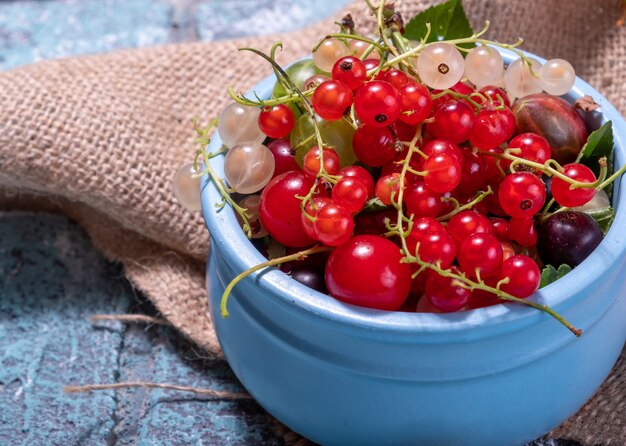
[220,244,333,317]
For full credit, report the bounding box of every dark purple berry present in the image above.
[289,266,326,292]
[537,211,603,268]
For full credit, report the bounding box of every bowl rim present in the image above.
[202,47,626,335]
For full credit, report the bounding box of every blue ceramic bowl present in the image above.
[202,50,626,446]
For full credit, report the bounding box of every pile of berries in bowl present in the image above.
[177,0,626,444]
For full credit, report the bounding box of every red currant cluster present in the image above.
[183,2,622,333]
[245,48,606,315]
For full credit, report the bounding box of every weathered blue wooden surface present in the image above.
[0,0,586,445]
[0,1,348,444]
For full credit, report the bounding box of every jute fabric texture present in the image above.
[0,0,624,443]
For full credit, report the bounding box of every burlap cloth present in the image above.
[0,0,624,443]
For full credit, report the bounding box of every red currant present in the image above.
[354,81,402,127]
[258,104,295,139]
[431,82,474,109]
[303,146,341,177]
[380,69,409,89]
[458,232,503,278]
[259,170,317,247]
[498,172,546,218]
[339,165,375,198]
[331,56,367,90]
[428,100,475,144]
[551,163,597,207]
[425,268,471,312]
[312,80,353,121]
[404,182,443,218]
[417,231,457,268]
[423,153,462,194]
[468,108,515,150]
[508,133,552,166]
[267,139,299,177]
[332,176,368,214]
[398,81,432,125]
[352,125,397,167]
[490,217,510,242]
[454,148,487,196]
[301,196,332,239]
[507,217,537,247]
[498,255,540,298]
[375,173,405,206]
[313,202,354,246]
[421,139,464,170]
[478,85,511,108]
[447,210,493,246]
[325,235,411,310]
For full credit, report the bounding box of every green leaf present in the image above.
[583,206,616,234]
[579,121,614,163]
[404,0,474,48]
[540,264,572,288]
[577,121,614,198]
[364,197,391,212]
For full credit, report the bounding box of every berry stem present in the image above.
[220,245,333,318]
[409,250,582,337]
[437,186,494,221]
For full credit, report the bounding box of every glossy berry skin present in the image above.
[375,173,404,206]
[267,139,299,178]
[422,139,464,170]
[352,125,397,167]
[537,211,603,268]
[398,81,432,125]
[339,166,375,198]
[362,58,380,74]
[508,133,551,166]
[259,170,317,247]
[428,100,475,144]
[312,80,353,121]
[325,235,412,310]
[258,104,295,139]
[404,182,443,218]
[301,196,332,240]
[447,210,493,246]
[381,69,410,89]
[392,120,418,142]
[499,255,540,298]
[498,172,546,218]
[482,147,507,181]
[425,268,471,312]
[469,109,515,150]
[551,163,597,207]
[303,146,341,177]
[417,231,457,269]
[431,82,474,110]
[507,217,537,247]
[288,265,327,293]
[423,153,462,194]
[478,85,511,108]
[313,202,354,246]
[458,233,503,278]
[491,217,510,242]
[332,176,368,214]
[332,56,367,90]
[405,217,448,257]
[354,81,402,127]
[454,149,487,196]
